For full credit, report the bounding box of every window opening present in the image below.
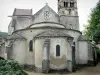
[56,45,60,56]
[70,2,74,7]
[29,40,33,51]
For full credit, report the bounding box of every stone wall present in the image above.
[10,39,27,64]
[96,44,100,49]
[78,41,94,64]
[0,43,6,59]
[13,27,81,64]
[79,41,88,64]
[60,16,79,30]
[50,38,68,70]
[34,39,44,69]
[34,37,73,72]
[15,16,31,31]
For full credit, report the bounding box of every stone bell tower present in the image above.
[58,0,79,30]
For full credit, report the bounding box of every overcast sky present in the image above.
[0,0,99,32]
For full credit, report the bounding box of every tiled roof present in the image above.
[79,35,87,41]
[7,33,26,40]
[13,8,32,16]
[35,30,73,38]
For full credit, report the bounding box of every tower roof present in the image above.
[35,30,73,38]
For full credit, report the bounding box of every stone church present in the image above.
[0,0,97,73]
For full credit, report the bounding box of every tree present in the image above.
[84,1,100,44]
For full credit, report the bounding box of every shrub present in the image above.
[96,49,100,54]
[0,59,28,75]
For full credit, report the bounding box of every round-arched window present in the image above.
[29,40,33,51]
[56,45,60,56]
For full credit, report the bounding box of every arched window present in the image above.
[29,40,33,51]
[70,24,73,29]
[70,2,74,7]
[66,2,68,7]
[64,2,68,7]
[64,2,66,7]
[56,45,60,56]
[69,9,71,14]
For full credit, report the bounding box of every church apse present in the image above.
[49,38,68,70]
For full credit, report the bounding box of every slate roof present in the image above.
[79,35,87,41]
[13,8,32,16]
[7,33,26,40]
[35,30,73,38]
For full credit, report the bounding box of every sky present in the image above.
[0,0,99,32]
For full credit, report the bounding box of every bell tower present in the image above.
[58,0,79,30]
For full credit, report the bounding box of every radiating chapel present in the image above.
[0,0,97,73]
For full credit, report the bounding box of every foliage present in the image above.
[84,1,100,43]
[0,60,28,75]
[0,31,8,37]
[96,49,100,54]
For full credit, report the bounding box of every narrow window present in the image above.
[69,9,71,14]
[64,2,68,7]
[73,42,75,45]
[64,2,66,7]
[69,24,73,29]
[70,2,74,7]
[29,40,33,51]
[56,45,60,56]
[65,2,68,7]
[62,11,65,14]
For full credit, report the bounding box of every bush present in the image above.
[96,49,100,54]
[0,60,28,75]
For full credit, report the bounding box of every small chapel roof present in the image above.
[79,35,88,41]
[7,33,26,40]
[13,8,32,16]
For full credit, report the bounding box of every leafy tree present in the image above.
[0,60,28,75]
[84,1,100,43]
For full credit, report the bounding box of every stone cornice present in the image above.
[34,36,71,40]
[8,38,26,40]
[78,40,91,42]
[59,15,79,17]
